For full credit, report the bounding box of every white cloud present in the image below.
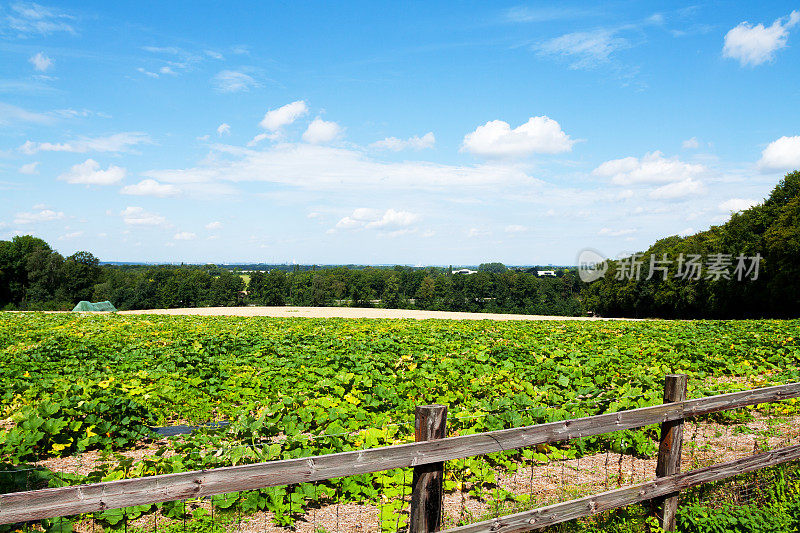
[137,67,159,78]
[467,227,489,238]
[217,123,231,136]
[758,135,800,171]
[247,133,273,146]
[302,118,342,144]
[334,208,420,231]
[121,179,179,197]
[366,208,420,229]
[120,206,166,226]
[505,224,528,233]
[58,231,83,240]
[205,221,222,229]
[593,151,708,185]
[259,101,308,131]
[370,132,435,151]
[14,208,65,224]
[719,198,758,212]
[20,132,151,154]
[59,159,126,185]
[174,231,196,240]
[212,70,262,92]
[19,162,39,174]
[461,116,575,158]
[29,52,52,72]
[682,137,700,149]
[205,50,224,60]
[723,11,800,66]
[504,6,595,23]
[598,227,636,236]
[648,178,705,200]
[5,3,75,35]
[159,66,176,75]
[0,102,56,126]
[537,29,629,69]
[145,142,539,191]
[678,227,695,237]
[616,189,634,200]
[307,212,321,219]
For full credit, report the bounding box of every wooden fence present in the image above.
[1,376,799,532]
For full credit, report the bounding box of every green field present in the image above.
[1,314,799,530]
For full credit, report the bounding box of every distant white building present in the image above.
[537,270,556,277]
[453,268,478,275]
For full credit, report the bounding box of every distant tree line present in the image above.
[582,170,800,318]
[0,242,584,316]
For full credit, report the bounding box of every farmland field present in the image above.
[1,313,799,531]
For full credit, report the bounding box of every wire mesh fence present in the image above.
[2,391,800,532]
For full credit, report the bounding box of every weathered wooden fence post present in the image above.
[410,404,448,533]
[652,374,688,531]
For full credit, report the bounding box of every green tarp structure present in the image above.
[71,300,117,312]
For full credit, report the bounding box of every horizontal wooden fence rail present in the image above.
[1,381,799,525]
[443,444,800,533]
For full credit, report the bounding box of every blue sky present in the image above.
[1,1,799,265]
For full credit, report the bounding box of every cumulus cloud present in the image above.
[302,118,342,144]
[59,159,126,185]
[593,151,708,185]
[370,132,435,151]
[212,70,262,92]
[536,29,629,69]
[758,136,800,171]
[19,162,39,174]
[461,116,575,158]
[120,206,166,226]
[205,221,222,229]
[259,100,308,131]
[29,52,52,71]
[173,231,196,240]
[719,198,758,212]
[14,208,65,224]
[723,11,800,66]
[648,178,705,200]
[334,208,420,231]
[217,123,231,136]
[121,179,179,197]
[20,132,151,154]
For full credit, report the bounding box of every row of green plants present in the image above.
[1,314,799,531]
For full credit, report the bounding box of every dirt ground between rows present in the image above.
[117,306,637,321]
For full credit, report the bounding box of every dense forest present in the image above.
[583,170,800,318]
[2,170,798,318]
